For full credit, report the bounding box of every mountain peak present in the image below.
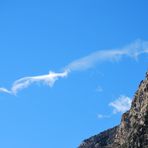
[79,71,148,148]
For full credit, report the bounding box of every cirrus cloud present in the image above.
[0,39,148,95]
[0,71,68,95]
[65,39,148,72]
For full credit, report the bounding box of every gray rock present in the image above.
[78,71,148,148]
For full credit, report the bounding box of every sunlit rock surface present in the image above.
[79,72,148,148]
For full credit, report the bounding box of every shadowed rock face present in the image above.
[79,126,119,148]
[78,72,148,148]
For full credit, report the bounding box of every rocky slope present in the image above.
[78,72,148,148]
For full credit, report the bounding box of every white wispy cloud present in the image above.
[109,95,132,114]
[97,114,110,119]
[0,87,11,94]
[0,71,68,95]
[0,39,148,95]
[65,39,148,72]
[96,86,103,92]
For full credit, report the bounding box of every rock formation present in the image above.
[78,72,148,148]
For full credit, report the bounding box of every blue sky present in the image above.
[0,0,148,148]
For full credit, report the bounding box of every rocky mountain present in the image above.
[78,72,148,148]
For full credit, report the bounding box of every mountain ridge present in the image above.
[78,71,148,148]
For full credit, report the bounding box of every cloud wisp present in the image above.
[109,95,132,114]
[0,87,11,94]
[96,86,103,92]
[97,95,132,118]
[0,71,68,95]
[65,40,148,72]
[97,114,110,119]
[0,39,148,95]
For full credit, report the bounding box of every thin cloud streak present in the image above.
[0,87,11,94]
[97,114,110,119]
[96,86,103,92]
[0,71,68,95]
[0,39,148,95]
[65,40,148,72]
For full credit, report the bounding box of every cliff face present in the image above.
[79,72,148,148]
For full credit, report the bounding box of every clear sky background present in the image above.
[0,0,148,148]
